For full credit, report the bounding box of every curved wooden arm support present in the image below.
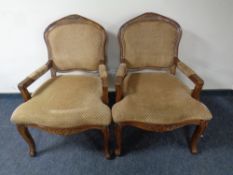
[115,63,128,102]
[189,74,204,100]
[175,57,204,100]
[115,76,124,102]
[99,64,109,104]
[18,60,53,102]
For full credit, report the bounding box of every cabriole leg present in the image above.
[115,124,122,156]
[16,125,36,157]
[102,126,111,159]
[190,121,208,154]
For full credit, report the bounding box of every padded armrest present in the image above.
[115,63,127,102]
[175,57,204,100]
[18,60,52,101]
[98,64,108,104]
[99,64,108,78]
[115,63,127,86]
[116,63,127,77]
[99,64,108,87]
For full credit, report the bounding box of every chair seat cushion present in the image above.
[112,72,212,124]
[11,75,111,128]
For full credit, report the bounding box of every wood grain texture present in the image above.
[15,14,110,158]
[114,124,122,156]
[175,57,204,100]
[115,120,210,156]
[102,126,111,159]
[115,76,124,102]
[16,124,111,158]
[28,124,106,136]
[114,12,210,156]
[190,121,208,154]
[16,125,36,157]
[18,60,52,102]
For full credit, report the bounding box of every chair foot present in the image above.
[16,125,36,157]
[115,124,122,156]
[190,121,208,154]
[102,126,111,159]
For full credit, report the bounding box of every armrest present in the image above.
[99,64,108,86]
[175,57,204,100]
[115,63,127,85]
[98,64,108,104]
[18,60,52,101]
[115,63,127,102]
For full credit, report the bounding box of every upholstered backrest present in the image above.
[119,13,182,69]
[44,15,106,71]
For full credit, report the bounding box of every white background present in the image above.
[0,0,233,92]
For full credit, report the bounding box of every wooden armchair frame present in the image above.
[16,15,110,159]
[114,13,209,156]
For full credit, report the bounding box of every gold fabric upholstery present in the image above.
[11,75,111,128]
[112,72,212,124]
[121,21,179,68]
[27,64,50,80]
[116,63,127,77]
[177,60,195,77]
[99,64,108,78]
[47,22,105,71]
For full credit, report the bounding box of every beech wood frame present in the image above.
[114,12,210,156]
[16,15,110,159]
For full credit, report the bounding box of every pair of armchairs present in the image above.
[11,13,212,159]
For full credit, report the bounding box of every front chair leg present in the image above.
[115,124,122,156]
[102,126,111,159]
[16,125,36,157]
[190,121,208,154]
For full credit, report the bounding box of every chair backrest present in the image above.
[44,15,107,72]
[119,13,182,70]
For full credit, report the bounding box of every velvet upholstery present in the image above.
[11,15,110,129]
[28,64,50,80]
[114,13,212,156]
[121,21,179,68]
[11,75,111,128]
[116,63,127,77]
[112,72,212,124]
[10,15,111,158]
[99,64,108,78]
[177,60,195,77]
[46,18,106,71]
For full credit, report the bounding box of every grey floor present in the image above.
[0,91,232,175]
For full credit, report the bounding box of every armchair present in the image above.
[11,15,111,159]
[112,13,212,156]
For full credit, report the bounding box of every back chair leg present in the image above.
[115,124,122,156]
[16,125,36,157]
[190,121,208,154]
[102,126,111,159]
